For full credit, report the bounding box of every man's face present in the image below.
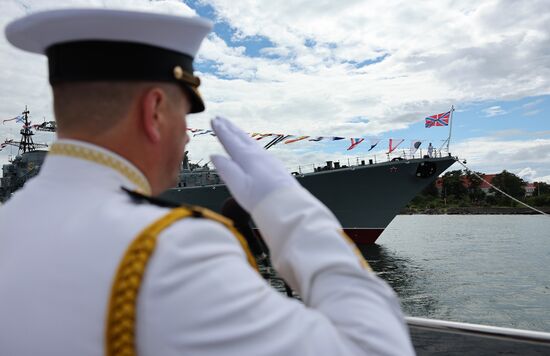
[161,87,191,190]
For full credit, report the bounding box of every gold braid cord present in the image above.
[105,206,258,356]
[49,142,151,195]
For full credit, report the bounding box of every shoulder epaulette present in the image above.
[122,187,186,209]
[122,187,237,222]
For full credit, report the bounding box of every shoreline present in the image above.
[400,206,550,215]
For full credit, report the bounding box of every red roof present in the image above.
[478,174,496,189]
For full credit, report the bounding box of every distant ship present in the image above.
[0,108,51,202]
[161,152,457,244]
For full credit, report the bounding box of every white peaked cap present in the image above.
[5,8,212,57]
[4,8,213,113]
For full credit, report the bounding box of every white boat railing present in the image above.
[407,317,550,354]
[406,316,550,344]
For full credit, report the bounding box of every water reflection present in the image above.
[358,244,443,319]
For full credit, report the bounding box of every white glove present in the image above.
[210,116,298,212]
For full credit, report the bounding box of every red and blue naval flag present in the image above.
[425,111,450,128]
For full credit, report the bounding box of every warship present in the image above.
[161,151,456,244]
[1,107,456,245]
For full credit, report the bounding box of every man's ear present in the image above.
[140,87,165,143]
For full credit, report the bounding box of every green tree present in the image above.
[465,170,486,205]
[533,181,550,196]
[526,194,550,207]
[527,182,550,207]
[421,181,439,197]
[441,170,467,202]
[490,170,525,202]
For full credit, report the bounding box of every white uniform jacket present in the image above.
[0,139,414,355]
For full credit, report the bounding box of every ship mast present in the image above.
[446,105,455,153]
[17,106,36,154]
[438,105,455,153]
[1,106,49,157]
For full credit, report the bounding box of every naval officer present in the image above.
[0,8,414,356]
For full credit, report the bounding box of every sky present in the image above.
[1,0,549,182]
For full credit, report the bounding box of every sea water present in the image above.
[359,215,550,332]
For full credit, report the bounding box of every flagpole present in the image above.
[446,105,455,152]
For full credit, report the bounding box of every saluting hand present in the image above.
[210,116,298,212]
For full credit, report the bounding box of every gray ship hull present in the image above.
[161,156,456,244]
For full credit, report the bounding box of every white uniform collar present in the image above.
[47,139,152,195]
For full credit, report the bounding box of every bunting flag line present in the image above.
[0,139,14,150]
[3,115,24,124]
[347,138,364,151]
[308,136,324,142]
[187,124,450,155]
[255,133,274,141]
[284,136,310,144]
[387,138,404,154]
[425,111,450,128]
[368,139,380,151]
[264,134,290,150]
[410,140,422,155]
[193,129,215,137]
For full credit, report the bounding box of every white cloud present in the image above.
[452,136,550,182]
[532,175,550,184]
[482,105,507,117]
[516,167,537,181]
[3,0,549,132]
[201,0,550,97]
[1,0,550,182]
